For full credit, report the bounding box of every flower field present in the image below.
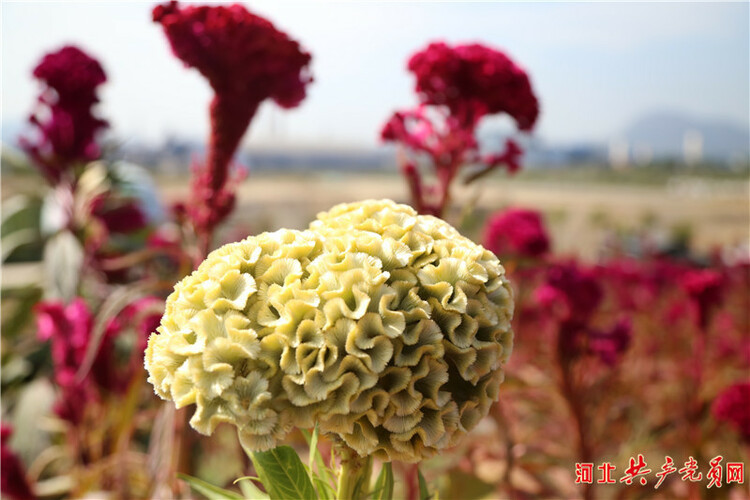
[1,2,748,500]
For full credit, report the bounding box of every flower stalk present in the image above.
[336,445,373,500]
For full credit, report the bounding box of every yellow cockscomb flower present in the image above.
[145,200,514,462]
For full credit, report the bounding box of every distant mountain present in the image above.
[622,111,749,163]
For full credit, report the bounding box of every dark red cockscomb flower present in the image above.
[593,259,658,312]
[408,42,539,130]
[382,42,537,217]
[153,1,312,252]
[32,46,106,103]
[90,197,148,235]
[588,317,632,366]
[712,382,750,442]
[681,268,725,329]
[539,261,603,323]
[21,46,108,184]
[483,207,550,259]
[1,425,36,500]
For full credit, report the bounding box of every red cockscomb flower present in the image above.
[152,1,312,251]
[21,46,108,184]
[408,42,539,130]
[484,207,550,259]
[712,382,750,442]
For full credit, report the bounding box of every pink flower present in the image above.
[483,207,550,259]
[35,297,163,422]
[36,299,101,423]
[1,425,36,500]
[36,299,95,387]
[20,46,108,184]
[712,382,750,442]
[407,42,539,130]
[153,1,312,248]
[381,107,477,166]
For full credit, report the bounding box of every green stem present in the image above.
[336,445,373,500]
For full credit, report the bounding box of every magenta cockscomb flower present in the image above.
[381,107,478,164]
[712,382,750,442]
[36,299,98,423]
[1,425,35,500]
[408,42,539,129]
[21,46,108,184]
[483,207,550,259]
[36,297,162,423]
[152,1,312,252]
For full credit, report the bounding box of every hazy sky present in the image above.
[2,1,749,148]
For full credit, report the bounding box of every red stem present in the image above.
[206,95,256,193]
[557,328,593,500]
[404,463,419,500]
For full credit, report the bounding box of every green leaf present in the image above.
[43,231,83,301]
[0,284,42,340]
[33,475,74,497]
[444,470,494,500]
[2,229,38,262]
[248,445,317,500]
[371,462,394,500]
[308,426,319,475]
[418,468,430,500]
[10,379,55,464]
[178,473,244,499]
[234,477,270,500]
[302,426,335,500]
[76,282,158,383]
[313,476,334,500]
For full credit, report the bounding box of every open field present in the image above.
[2,170,748,275]
[2,170,747,288]
[152,172,749,261]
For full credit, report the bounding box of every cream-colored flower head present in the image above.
[145,200,514,462]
